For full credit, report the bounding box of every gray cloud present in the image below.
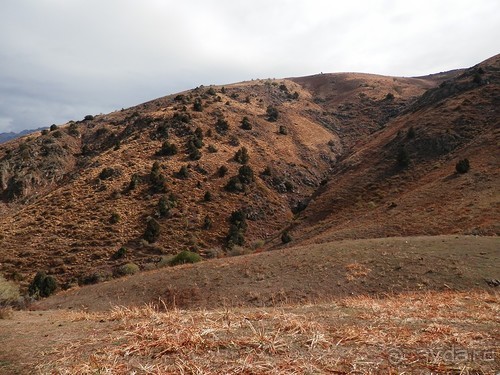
[1,0,499,132]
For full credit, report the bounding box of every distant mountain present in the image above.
[0,127,47,144]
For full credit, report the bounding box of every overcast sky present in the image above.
[1,0,498,133]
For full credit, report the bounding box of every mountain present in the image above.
[0,55,498,291]
[0,127,48,144]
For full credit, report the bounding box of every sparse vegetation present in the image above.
[281,230,292,243]
[109,212,120,224]
[99,167,116,180]
[203,191,212,202]
[150,162,166,192]
[203,215,212,229]
[215,117,229,135]
[218,165,228,177]
[193,98,203,112]
[116,263,139,276]
[175,165,190,179]
[279,125,288,135]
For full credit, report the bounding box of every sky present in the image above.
[1,0,499,133]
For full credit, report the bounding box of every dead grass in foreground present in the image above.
[37,291,498,374]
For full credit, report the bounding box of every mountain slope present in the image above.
[283,54,500,246]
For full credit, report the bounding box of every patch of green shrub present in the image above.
[169,251,202,266]
[281,231,292,244]
[99,167,116,180]
[112,247,127,260]
[218,165,228,177]
[241,116,252,130]
[157,141,178,156]
[116,263,139,276]
[28,272,57,298]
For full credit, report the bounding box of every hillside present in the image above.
[280,54,500,246]
[0,70,441,289]
[0,55,498,293]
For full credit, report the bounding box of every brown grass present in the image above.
[33,290,499,374]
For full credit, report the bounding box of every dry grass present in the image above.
[35,290,499,374]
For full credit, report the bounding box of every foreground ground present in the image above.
[0,235,498,374]
[0,291,498,374]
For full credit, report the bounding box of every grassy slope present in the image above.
[34,235,499,311]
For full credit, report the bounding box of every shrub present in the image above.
[111,247,127,260]
[279,125,288,135]
[203,191,212,202]
[193,98,203,112]
[175,165,190,179]
[169,251,202,266]
[83,115,94,121]
[208,144,218,153]
[215,118,229,135]
[49,124,58,131]
[218,165,228,177]
[396,148,410,168]
[407,126,416,139]
[262,166,272,176]
[68,123,79,136]
[128,173,140,191]
[194,127,204,140]
[225,176,244,192]
[0,274,20,306]
[150,162,166,192]
[188,147,202,161]
[241,116,252,130]
[281,231,292,244]
[99,167,115,180]
[28,272,57,298]
[234,147,249,164]
[266,106,279,122]
[456,158,470,174]
[158,196,170,217]
[144,217,161,243]
[109,212,120,224]
[203,215,212,229]
[238,165,254,184]
[226,210,247,247]
[116,263,139,276]
[385,93,395,100]
[157,141,177,156]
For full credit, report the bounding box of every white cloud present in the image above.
[0,0,499,131]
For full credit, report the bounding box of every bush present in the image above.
[241,116,252,130]
[218,165,228,177]
[175,165,190,179]
[128,173,140,191]
[225,176,244,192]
[238,165,254,184]
[396,148,410,168]
[28,272,57,298]
[150,162,166,192]
[49,124,58,131]
[158,196,170,217]
[203,191,212,202]
[208,144,218,153]
[116,263,139,276]
[0,274,20,306]
[385,93,395,100]
[169,250,202,266]
[109,212,120,224]
[281,231,292,244]
[83,115,94,121]
[456,158,470,174]
[203,215,212,229]
[144,218,161,243]
[226,210,247,247]
[266,106,279,122]
[407,126,416,139]
[193,98,203,112]
[215,118,229,135]
[111,247,127,260]
[234,147,249,164]
[157,141,178,156]
[279,125,288,135]
[99,167,116,180]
